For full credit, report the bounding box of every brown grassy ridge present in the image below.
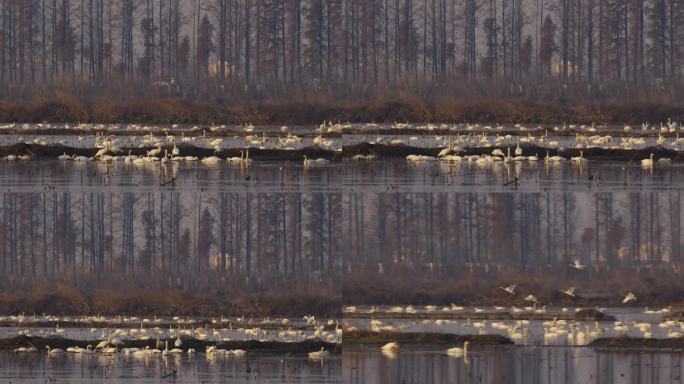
[0,284,340,318]
[341,266,684,308]
[2,95,684,124]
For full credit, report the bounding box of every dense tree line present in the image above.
[0,189,679,291]
[1,0,684,101]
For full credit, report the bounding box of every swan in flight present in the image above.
[499,284,517,295]
[560,287,577,298]
[623,292,636,304]
[570,260,586,270]
[524,294,538,304]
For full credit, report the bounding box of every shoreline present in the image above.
[0,142,678,162]
[0,335,340,354]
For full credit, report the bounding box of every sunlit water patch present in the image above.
[343,346,684,384]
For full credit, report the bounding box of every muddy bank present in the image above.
[345,143,681,162]
[589,337,684,349]
[2,96,684,125]
[0,335,340,354]
[0,286,340,318]
[343,308,614,322]
[343,330,512,346]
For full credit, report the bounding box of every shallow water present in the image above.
[0,126,683,382]
[0,158,681,192]
[0,351,341,384]
[0,160,680,289]
[345,307,673,346]
[344,346,684,384]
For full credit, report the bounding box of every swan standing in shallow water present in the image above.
[571,150,587,165]
[381,342,399,352]
[304,155,330,167]
[45,345,66,356]
[308,347,330,360]
[446,341,469,358]
[201,155,222,164]
[642,153,654,170]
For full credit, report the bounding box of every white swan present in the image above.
[641,153,654,169]
[623,292,637,304]
[499,284,517,295]
[571,150,587,164]
[560,287,577,298]
[46,345,66,356]
[570,260,586,270]
[201,156,222,164]
[147,144,163,157]
[308,347,330,360]
[381,342,399,352]
[446,341,469,358]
